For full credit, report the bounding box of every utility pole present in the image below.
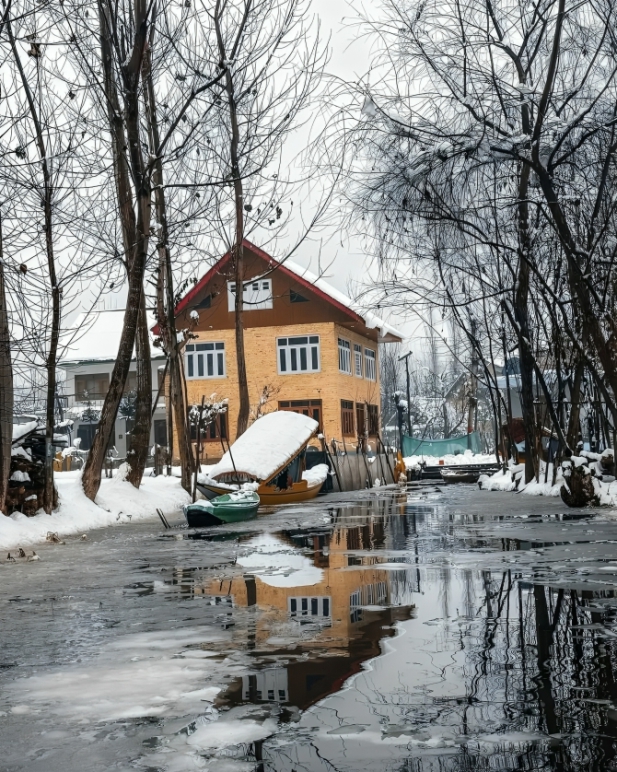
[399,351,413,436]
[467,318,479,449]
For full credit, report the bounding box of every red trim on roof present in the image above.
[152,240,364,333]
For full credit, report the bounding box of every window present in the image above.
[367,404,379,436]
[277,336,320,374]
[124,371,137,394]
[364,348,376,380]
[356,403,366,436]
[289,596,331,617]
[154,419,168,446]
[354,343,363,377]
[227,279,272,310]
[341,400,355,436]
[279,399,322,429]
[186,342,226,379]
[75,373,110,401]
[290,290,308,303]
[338,338,351,374]
[189,412,227,441]
[76,423,98,451]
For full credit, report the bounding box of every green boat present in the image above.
[183,491,260,527]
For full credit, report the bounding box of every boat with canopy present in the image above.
[196,411,329,505]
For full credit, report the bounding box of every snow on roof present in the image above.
[12,421,39,444]
[60,308,162,365]
[212,410,318,482]
[280,256,405,342]
[170,240,404,343]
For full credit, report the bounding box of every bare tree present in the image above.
[0,214,12,515]
[330,0,617,480]
[205,0,325,438]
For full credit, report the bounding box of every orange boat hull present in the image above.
[256,478,323,506]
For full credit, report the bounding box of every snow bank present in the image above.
[212,411,318,481]
[0,469,190,551]
[404,450,495,471]
[480,462,571,497]
[480,468,518,492]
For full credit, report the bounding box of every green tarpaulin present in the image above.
[402,432,482,457]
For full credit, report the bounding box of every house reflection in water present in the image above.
[196,497,419,711]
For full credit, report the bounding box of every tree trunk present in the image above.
[126,294,152,486]
[566,360,584,451]
[515,164,539,483]
[43,198,61,513]
[142,42,194,491]
[234,240,250,438]
[215,3,250,439]
[0,217,13,516]
[83,0,151,500]
[7,19,60,513]
[170,354,193,490]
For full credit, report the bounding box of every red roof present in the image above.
[153,240,365,333]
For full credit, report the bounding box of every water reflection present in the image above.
[218,497,617,771]
[194,499,418,712]
[169,492,617,771]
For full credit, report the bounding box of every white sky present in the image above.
[95,1,438,359]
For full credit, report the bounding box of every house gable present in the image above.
[173,242,384,342]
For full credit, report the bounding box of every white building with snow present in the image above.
[57,309,167,459]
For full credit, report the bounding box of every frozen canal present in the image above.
[3,484,617,771]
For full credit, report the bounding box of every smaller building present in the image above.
[58,308,167,458]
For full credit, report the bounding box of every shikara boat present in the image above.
[440,468,481,484]
[195,479,237,500]
[184,491,260,527]
[200,411,329,506]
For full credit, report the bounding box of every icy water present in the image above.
[4,486,617,771]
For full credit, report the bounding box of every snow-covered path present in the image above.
[0,470,190,551]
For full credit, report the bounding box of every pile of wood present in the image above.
[561,450,615,507]
[8,422,66,515]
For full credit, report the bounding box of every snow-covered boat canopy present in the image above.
[212,411,319,483]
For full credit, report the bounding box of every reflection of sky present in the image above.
[237,533,324,587]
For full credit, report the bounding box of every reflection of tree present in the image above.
[460,577,617,771]
[258,503,617,772]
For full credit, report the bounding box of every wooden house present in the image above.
[171,241,403,461]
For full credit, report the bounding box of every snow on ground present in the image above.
[404,450,496,470]
[0,467,190,551]
[480,463,563,496]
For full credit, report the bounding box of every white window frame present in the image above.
[277,335,320,374]
[338,338,352,374]
[185,341,226,379]
[353,343,363,378]
[364,348,376,381]
[227,279,273,311]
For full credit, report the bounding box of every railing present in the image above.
[61,391,166,408]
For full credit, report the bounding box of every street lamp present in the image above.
[398,351,412,436]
